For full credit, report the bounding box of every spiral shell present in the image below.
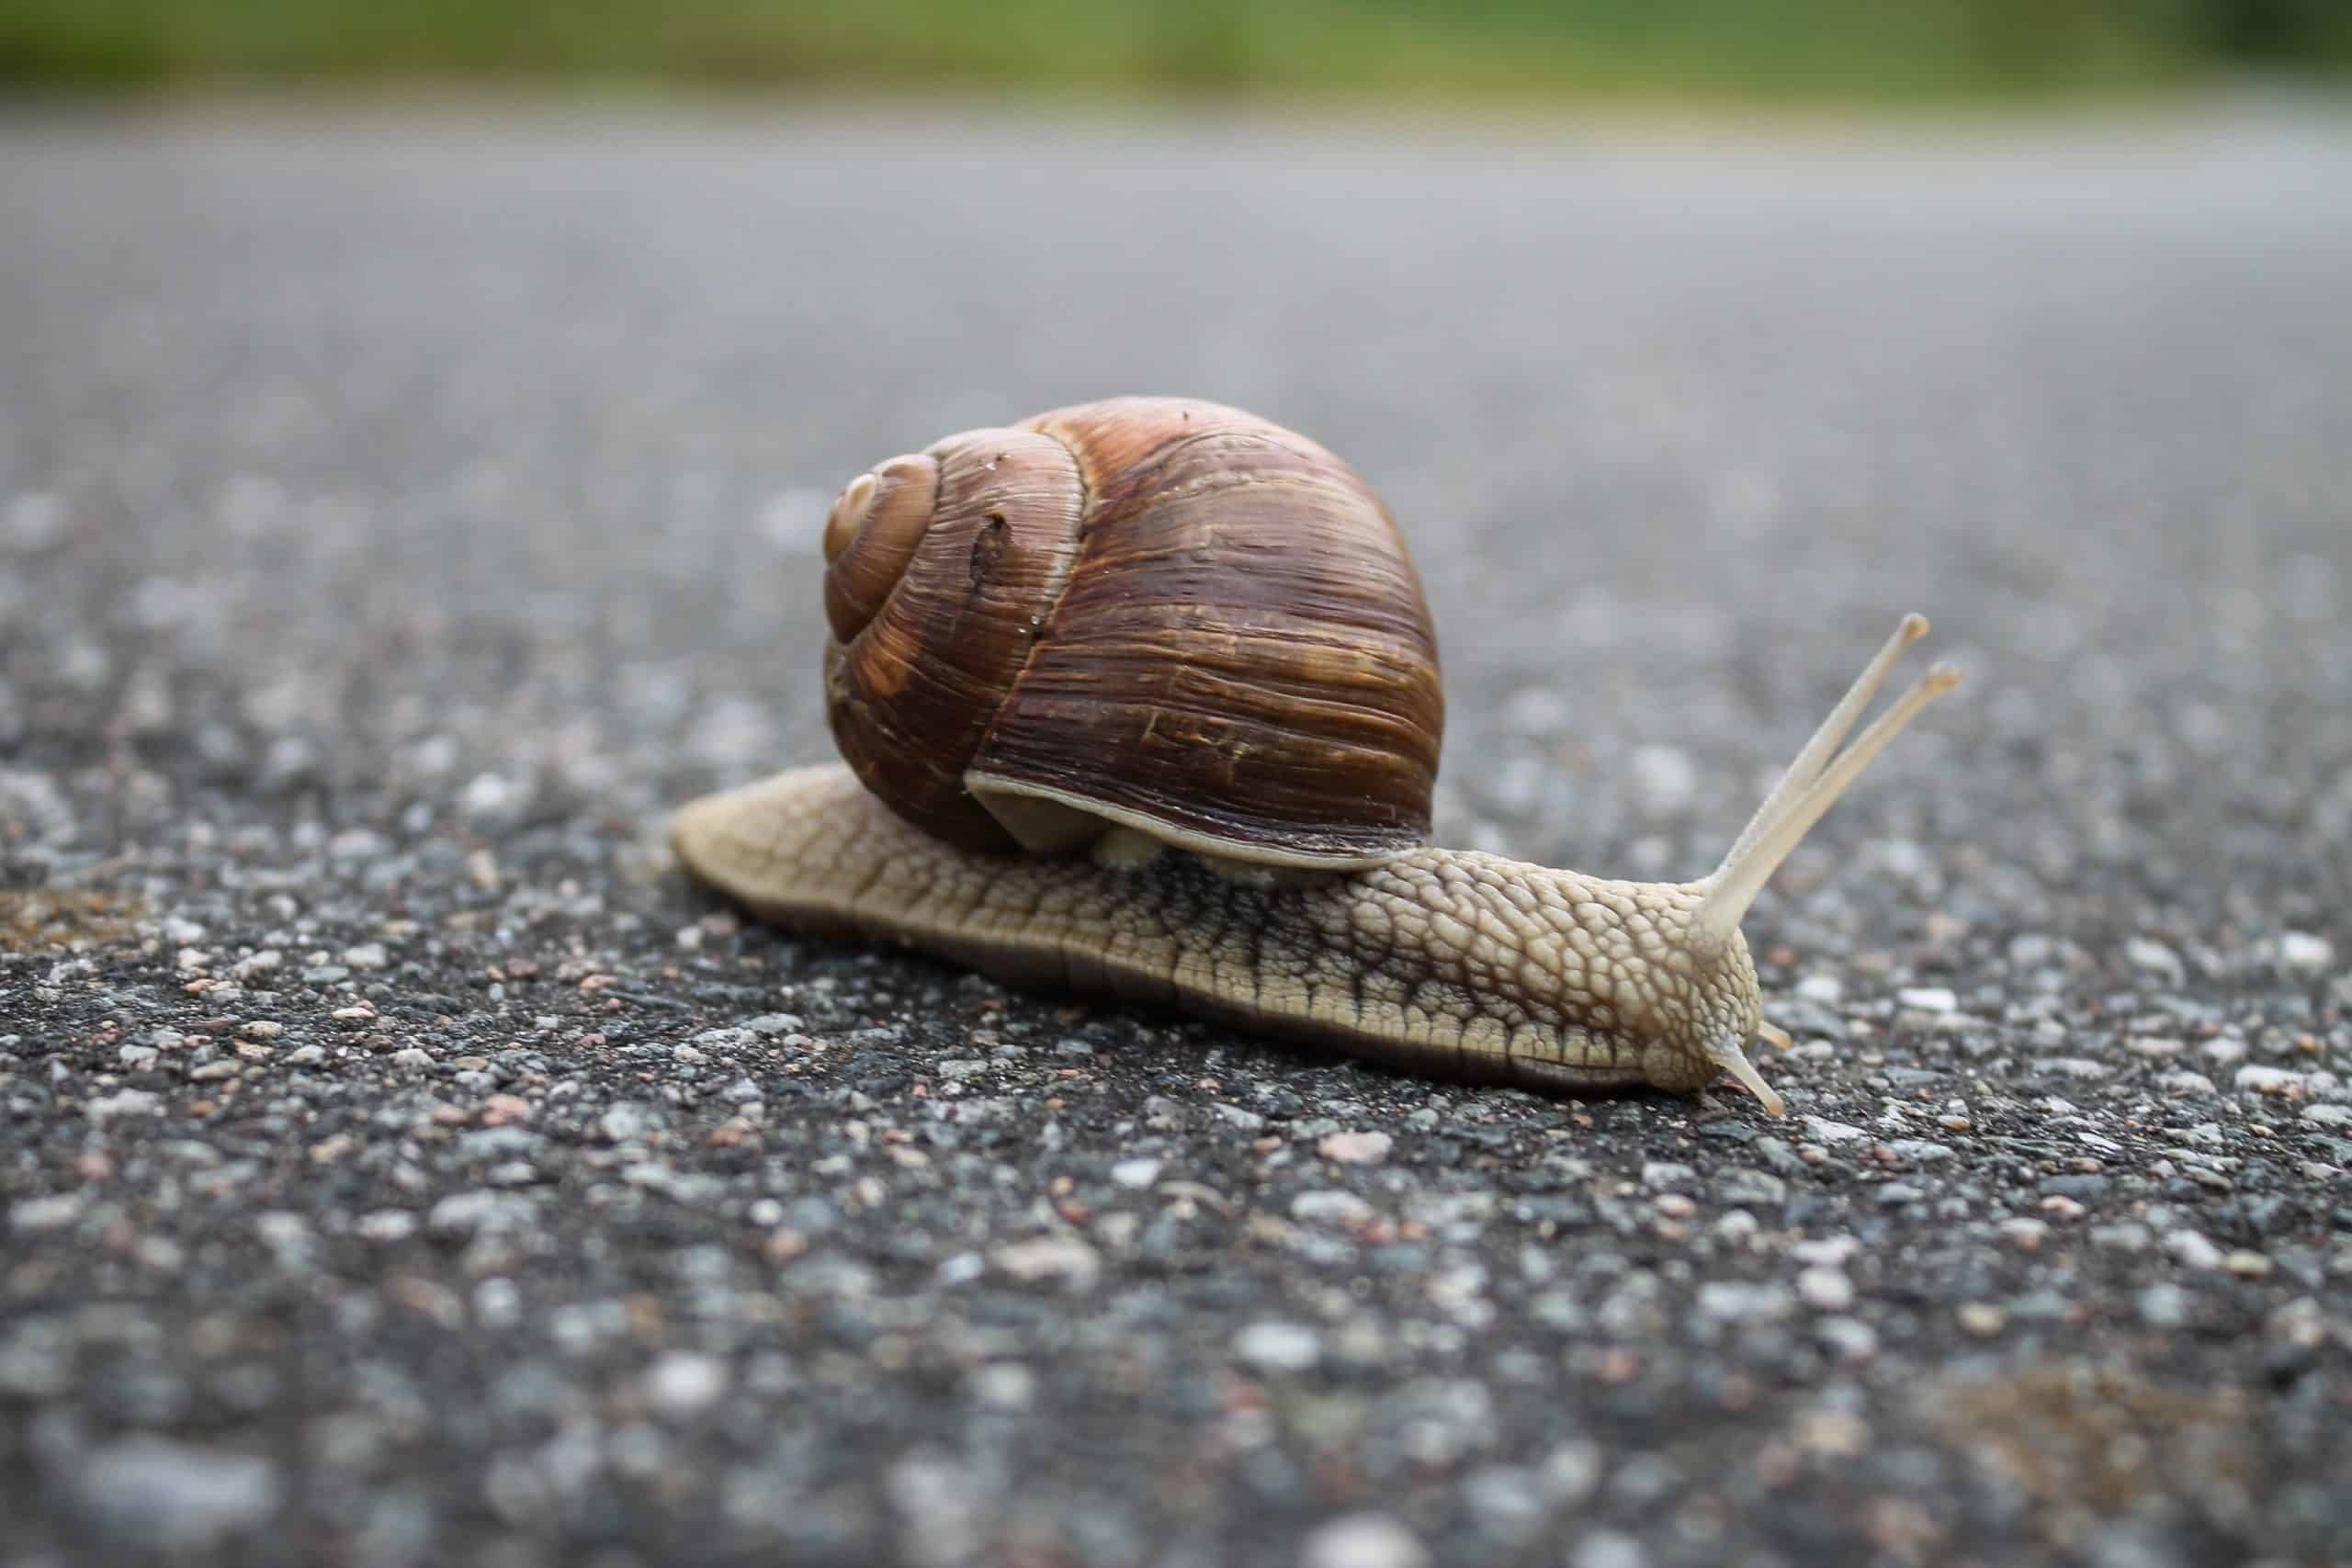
[819,397,1443,869]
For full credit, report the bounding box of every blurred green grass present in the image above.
[2,0,2347,99]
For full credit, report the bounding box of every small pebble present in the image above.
[1292,1190,1376,1227]
[2277,931,2333,972]
[2124,937,2185,982]
[1299,1513,1429,1568]
[1796,1268,1855,1312]
[1110,1158,1161,1190]
[1955,1303,2007,1337]
[1571,1529,1649,1568]
[1697,1281,1792,1324]
[73,1438,281,1549]
[2233,1066,2303,1096]
[10,1193,87,1233]
[2165,1230,2225,1270]
[643,1351,729,1417]
[968,1363,1035,1411]
[2138,1283,2191,1328]
[1234,1321,1323,1373]
[1317,1130,1393,1164]
[990,1236,1100,1287]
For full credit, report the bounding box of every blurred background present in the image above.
[3,0,2348,102]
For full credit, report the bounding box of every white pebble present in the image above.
[86,1089,161,1122]
[9,1193,88,1233]
[73,1437,280,1550]
[1572,1529,1649,1568]
[2032,1056,2111,1080]
[2278,931,2334,973]
[968,1362,1035,1411]
[1538,1438,1604,1504]
[1235,1320,1323,1373]
[1796,1267,1855,1311]
[341,942,389,970]
[990,1235,1100,1288]
[1999,1217,2049,1248]
[2164,1230,2225,1270]
[2233,1065,2304,1096]
[2138,1282,2191,1327]
[1956,1303,2007,1337]
[1790,1235,1859,1266]
[1317,1130,1394,1164]
[459,772,514,815]
[643,1350,729,1416]
[1895,986,1957,1014]
[1696,1281,1792,1324]
[1815,1316,1879,1362]
[1291,1190,1376,1227]
[2124,937,2185,982]
[1299,1512,1430,1568]
[1110,1158,1161,1190]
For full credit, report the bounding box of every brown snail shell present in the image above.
[818,396,1443,869]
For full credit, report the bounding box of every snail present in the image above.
[673,397,1958,1116]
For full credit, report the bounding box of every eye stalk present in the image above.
[1681,615,1960,1112]
[1709,1030,1789,1118]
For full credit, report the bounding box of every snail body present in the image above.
[675,398,1958,1116]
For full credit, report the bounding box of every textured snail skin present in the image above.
[672,763,1764,1099]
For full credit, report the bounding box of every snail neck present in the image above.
[1348,846,1774,1109]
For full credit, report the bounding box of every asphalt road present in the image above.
[3,102,2349,1568]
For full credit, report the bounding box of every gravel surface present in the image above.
[4,103,2350,1568]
